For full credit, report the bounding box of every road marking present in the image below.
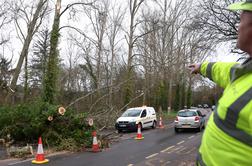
[128,164,134,166]
[145,158,158,166]
[164,161,171,164]
[178,147,196,154]
[188,135,194,139]
[176,146,187,154]
[8,159,32,165]
[167,146,182,154]
[177,140,184,145]
[146,153,159,159]
[161,145,175,153]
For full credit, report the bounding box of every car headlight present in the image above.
[129,119,136,123]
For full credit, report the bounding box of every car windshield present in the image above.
[121,109,142,117]
[178,111,197,117]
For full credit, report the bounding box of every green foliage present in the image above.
[160,111,177,120]
[56,138,78,151]
[155,80,167,110]
[180,82,186,108]
[123,70,134,105]
[174,84,180,111]
[42,48,59,104]
[0,101,93,150]
[186,85,192,108]
[0,57,12,92]
[43,10,61,104]
[30,29,50,88]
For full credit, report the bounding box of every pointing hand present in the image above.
[188,64,200,74]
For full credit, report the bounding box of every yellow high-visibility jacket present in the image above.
[197,60,252,166]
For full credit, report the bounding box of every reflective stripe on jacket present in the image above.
[197,61,252,166]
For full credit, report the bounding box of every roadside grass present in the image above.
[157,111,177,121]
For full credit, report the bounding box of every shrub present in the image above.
[0,100,93,150]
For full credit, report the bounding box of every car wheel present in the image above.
[175,127,179,133]
[152,121,156,129]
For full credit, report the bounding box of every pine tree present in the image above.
[30,29,50,88]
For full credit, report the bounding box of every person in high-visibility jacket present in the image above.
[190,1,252,165]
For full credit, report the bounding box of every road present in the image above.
[1,110,211,166]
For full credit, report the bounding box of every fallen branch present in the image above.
[66,78,132,109]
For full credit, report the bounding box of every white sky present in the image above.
[0,0,242,69]
[207,42,242,62]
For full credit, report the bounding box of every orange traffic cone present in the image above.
[92,131,100,152]
[32,137,49,164]
[158,116,164,128]
[135,123,144,140]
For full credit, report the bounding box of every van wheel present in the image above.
[152,121,156,129]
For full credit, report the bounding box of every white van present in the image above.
[115,106,157,132]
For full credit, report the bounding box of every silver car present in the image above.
[174,109,205,132]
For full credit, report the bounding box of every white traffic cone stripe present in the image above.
[159,117,163,125]
[138,126,141,134]
[38,144,44,154]
[93,136,98,145]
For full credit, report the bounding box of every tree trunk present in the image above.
[24,54,28,102]
[168,72,173,113]
[124,0,144,105]
[43,0,61,104]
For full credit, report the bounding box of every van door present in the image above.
[146,109,154,127]
[140,109,148,128]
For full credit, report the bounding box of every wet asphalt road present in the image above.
[1,109,211,166]
[0,146,7,160]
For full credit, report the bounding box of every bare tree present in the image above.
[6,0,49,103]
[123,0,146,105]
[63,41,83,92]
[135,0,217,111]
[84,0,109,91]
[106,2,125,104]
[0,0,12,46]
[138,0,191,111]
[193,0,240,52]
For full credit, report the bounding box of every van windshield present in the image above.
[121,109,142,117]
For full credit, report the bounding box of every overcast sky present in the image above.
[0,0,242,70]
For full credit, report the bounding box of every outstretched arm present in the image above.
[189,62,238,88]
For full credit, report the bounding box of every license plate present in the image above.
[119,124,126,127]
[182,125,190,128]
